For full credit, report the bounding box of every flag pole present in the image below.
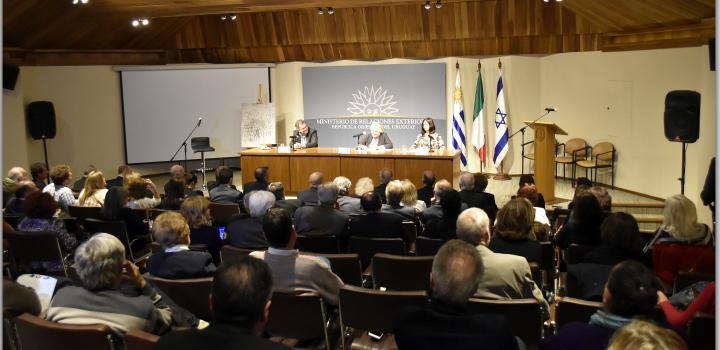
[493,58,511,180]
[478,60,483,172]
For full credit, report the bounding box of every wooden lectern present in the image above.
[523,121,567,204]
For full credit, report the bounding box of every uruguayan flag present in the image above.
[493,71,509,169]
[452,68,468,168]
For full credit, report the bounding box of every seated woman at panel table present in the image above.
[358,122,393,150]
[412,117,444,150]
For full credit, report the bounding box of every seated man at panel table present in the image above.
[456,208,550,320]
[292,119,318,149]
[348,191,407,243]
[294,182,350,239]
[297,171,323,206]
[209,166,244,205]
[393,240,520,350]
[156,256,291,350]
[244,166,270,194]
[422,179,468,225]
[226,190,275,249]
[251,208,344,305]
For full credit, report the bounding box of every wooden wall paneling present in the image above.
[289,156,341,193]
[240,154,291,191]
[394,158,458,189]
[340,157,395,192]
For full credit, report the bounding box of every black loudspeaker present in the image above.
[664,91,700,143]
[27,101,57,140]
[710,38,715,71]
[3,64,19,90]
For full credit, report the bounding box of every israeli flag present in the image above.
[493,71,509,169]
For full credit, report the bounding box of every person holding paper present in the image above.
[292,120,318,149]
[359,121,393,150]
[412,117,444,150]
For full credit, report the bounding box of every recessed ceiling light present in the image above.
[424,1,431,10]
[327,7,334,15]
[131,19,140,27]
[230,14,237,20]
[220,15,227,20]
[141,18,149,26]
[317,7,324,15]
[72,0,89,4]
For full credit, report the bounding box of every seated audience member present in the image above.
[159,178,185,210]
[401,179,427,213]
[417,170,436,207]
[156,256,291,350]
[555,192,604,250]
[17,192,78,272]
[5,181,37,217]
[127,176,161,209]
[148,211,216,279]
[423,189,462,240]
[267,181,285,200]
[298,171,324,206]
[394,240,520,350]
[518,174,545,208]
[294,182,349,238]
[700,157,715,221]
[184,172,203,197]
[334,176,362,214]
[45,233,173,339]
[472,172,499,222]
[164,164,186,196]
[251,208,344,305]
[458,172,485,209]
[657,282,715,329]
[541,261,675,350]
[567,180,592,211]
[489,198,542,265]
[456,208,549,319]
[582,212,646,266]
[106,165,131,189]
[72,164,96,193]
[181,196,222,264]
[383,180,417,221]
[209,167,244,205]
[354,176,374,197]
[270,182,301,215]
[99,187,150,241]
[30,162,49,191]
[206,166,237,192]
[42,164,77,213]
[244,166,270,194]
[77,171,108,207]
[226,190,275,249]
[607,319,689,350]
[4,167,28,207]
[589,186,612,214]
[4,279,41,317]
[375,168,393,203]
[516,185,550,226]
[422,179,468,224]
[348,191,406,242]
[644,194,713,252]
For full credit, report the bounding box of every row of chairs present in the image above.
[525,138,616,188]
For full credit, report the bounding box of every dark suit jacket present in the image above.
[209,185,243,204]
[293,204,349,238]
[243,181,269,194]
[422,217,457,241]
[489,236,542,265]
[417,185,433,207]
[459,190,498,221]
[359,133,393,149]
[421,202,468,224]
[147,250,216,279]
[292,128,318,148]
[100,207,149,239]
[156,322,291,350]
[190,226,223,265]
[348,212,406,242]
[226,215,268,249]
[297,187,319,206]
[393,300,518,350]
[105,176,124,189]
[273,199,303,216]
[375,183,388,203]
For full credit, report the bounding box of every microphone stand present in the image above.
[507,109,554,175]
[170,119,201,170]
[288,135,297,151]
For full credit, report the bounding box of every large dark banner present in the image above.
[302,63,447,148]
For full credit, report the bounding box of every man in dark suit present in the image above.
[393,240,520,350]
[417,170,435,207]
[226,191,275,249]
[348,191,406,243]
[105,165,130,189]
[291,119,318,149]
[30,162,49,191]
[422,179,468,224]
[244,166,270,194]
[155,256,291,350]
[458,172,497,221]
[163,164,185,196]
[293,182,349,238]
[209,167,243,205]
[374,168,393,204]
[382,180,418,223]
[472,172,499,222]
[358,122,393,149]
[297,171,323,206]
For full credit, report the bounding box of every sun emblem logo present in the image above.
[347,85,399,116]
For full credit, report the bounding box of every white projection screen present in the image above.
[120,67,271,164]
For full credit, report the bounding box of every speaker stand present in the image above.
[679,142,687,195]
[42,136,49,171]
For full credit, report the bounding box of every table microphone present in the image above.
[352,132,366,138]
[544,107,557,112]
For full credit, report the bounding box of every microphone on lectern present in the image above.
[544,107,558,112]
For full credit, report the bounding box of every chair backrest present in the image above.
[349,237,406,269]
[190,137,211,150]
[4,308,22,350]
[83,218,135,260]
[8,232,67,277]
[539,241,556,282]
[414,236,446,256]
[565,243,594,265]
[14,313,114,350]
[266,292,330,349]
[372,253,433,291]
[673,271,715,294]
[220,245,258,263]
[402,220,418,244]
[339,285,427,333]
[554,297,603,332]
[296,235,340,254]
[4,215,20,229]
[529,262,543,292]
[208,202,240,225]
[68,206,101,223]
[564,138,587,157]
[307,253,363,287]
[652,243,715,285]
[144,275,213,321]
[688,313,715,350]
[592,142,614,161]
[467,298,543,348]
[124,329,159,350]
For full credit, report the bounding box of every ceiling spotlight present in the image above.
[131,19,140,27]
[230,14,237,20]
[424,1,431,10]
[317,7,324,15]
[220,15,227,20]
[435,0,442,8]
[327,7,334,15]
[141,18,149,25]
[72,0,89,4]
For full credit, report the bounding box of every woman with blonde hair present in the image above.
[78,171,108,207]
[180,196,221,264]
[607,319,688,350]
[400,179,427,213]
[645,194,713,252]
[355,177,375,197]
[148,211,215,279]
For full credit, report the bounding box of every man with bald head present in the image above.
[4,167,28,207]
[374,168,393,204]
[297,172,323,206]
[417,170,436,207]
[422,179,468,225]
[164,164,186,196]
[458,172,498,222]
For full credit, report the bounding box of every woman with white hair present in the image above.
[45,233,173,339]
[334,176,362,214]
[148,211,216,279]
[358,121,393,149]
[644,194,713,252]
